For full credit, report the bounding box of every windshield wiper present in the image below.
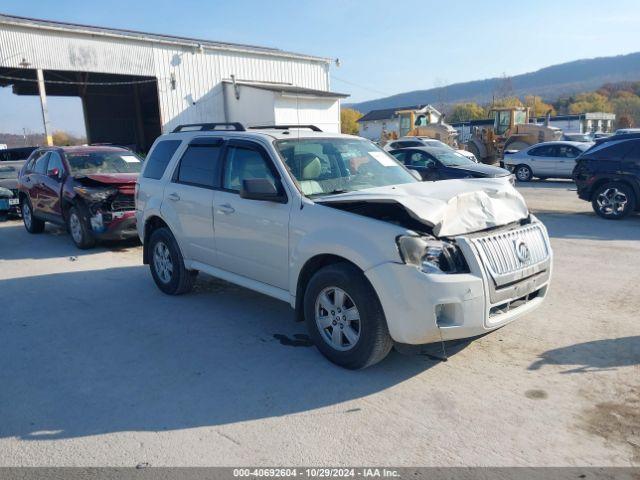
[309,188,350,197]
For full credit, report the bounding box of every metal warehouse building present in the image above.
[0,14,347,151]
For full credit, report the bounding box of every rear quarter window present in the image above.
[589,140,634,161]
[143,140,182,180]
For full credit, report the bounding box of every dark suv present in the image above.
[17,146,143,248]
[572,137,640,219]
[0,146,38,162]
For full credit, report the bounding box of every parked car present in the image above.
[614,128,640,136]
[573,137,640,219]
[502,141,592,181]
[389,146,511,182]
[136,123,552,369]
[592,132,612,140]
[383,137,478,162]
[0,146,37,162]
[0,160,26,217]
[593,131,640,145]
[0,186,12,220]
[17,146,142,248]
[562,132,593,143]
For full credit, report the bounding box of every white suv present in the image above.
[136,123,552,369]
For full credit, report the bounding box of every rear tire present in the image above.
[303,263,393,369]
[592,182,636,219]
[515,164,533,182]
[67,206,96,249]
[21,196,45,233]
[149,227,197,295]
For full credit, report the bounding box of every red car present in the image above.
[17,146,143,248]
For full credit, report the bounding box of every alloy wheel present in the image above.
[23,202,32,229]
[69,212,83,244]
[516,166,531,181]
[315,286,361,351]
[153,241,174,284]
[596,187,628,216]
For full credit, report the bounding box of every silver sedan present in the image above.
[502,141,592,181]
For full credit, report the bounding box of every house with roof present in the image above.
[357,104,442,141]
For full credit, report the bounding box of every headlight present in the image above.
[73,185,118,201]
[396,236,466,274]
[0,186,13,199]
[508,174,516,186]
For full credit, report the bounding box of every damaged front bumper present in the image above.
[365,220,552,345]
[88,209,138,240]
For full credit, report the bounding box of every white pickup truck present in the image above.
[136,124,552,369]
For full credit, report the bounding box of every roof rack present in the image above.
[249,124,323,132]
[172,123,246,133]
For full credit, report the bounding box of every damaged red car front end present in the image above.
[71,173,139,240]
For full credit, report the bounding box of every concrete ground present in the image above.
[0,181,638,467]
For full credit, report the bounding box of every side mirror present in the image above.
[47,168,60,178]
[408,169,422,180]
[240,178,287,203]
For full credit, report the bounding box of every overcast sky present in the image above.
[1,0,639,135]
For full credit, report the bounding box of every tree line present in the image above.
[341,80,640,134]
[446,81,640,127]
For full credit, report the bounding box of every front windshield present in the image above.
[430,149,475,167]
[66,151,143,175]
[275,138,416,197]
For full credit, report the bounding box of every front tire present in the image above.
[67,206,96,249]
[148,227,197,295]
[21,196,45,233]
[515,164,533,182]
[592,182,636,219]
[303,263,393,369]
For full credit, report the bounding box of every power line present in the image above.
[331,75,391,97]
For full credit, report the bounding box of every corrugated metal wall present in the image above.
[0,21,331,132]
[0,24,155,75]
[154,48,329,131]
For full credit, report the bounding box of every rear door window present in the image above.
[529,145,554,157]
[143,140,182,180]
[173,138,222,189]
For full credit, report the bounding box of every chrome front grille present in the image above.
[472,224,549,276]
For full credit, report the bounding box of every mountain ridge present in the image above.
[347,52,640,113]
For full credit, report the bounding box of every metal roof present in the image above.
[357,105,427,122]
[223,80,349,98]
[0,13,331,63]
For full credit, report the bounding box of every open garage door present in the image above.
[0,68,162,153]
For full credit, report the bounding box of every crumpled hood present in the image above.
[316,178,529,237]
[76,173,138,185]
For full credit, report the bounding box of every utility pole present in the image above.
[36,69,53,146]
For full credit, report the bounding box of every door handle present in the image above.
[217,203,235,215]
[167,192,180,201]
